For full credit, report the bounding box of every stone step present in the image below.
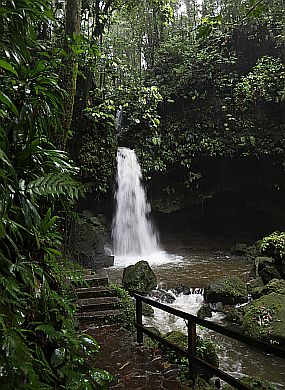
[83,268,96,275]
[77,297,121,312]
[75,286,117,299]
[75,276,109,288]
[76,309,122,325]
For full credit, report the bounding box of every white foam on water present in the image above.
[145,291,204,334]
[114,251,184,267]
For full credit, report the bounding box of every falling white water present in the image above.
[112,147,159,255]
[112,147,182,267]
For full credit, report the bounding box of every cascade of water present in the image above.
[112,147,159,257]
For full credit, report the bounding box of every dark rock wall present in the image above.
[150,156,285,237]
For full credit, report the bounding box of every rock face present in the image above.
[70,214,114,270]
[204,276,248,305]
[242,292,285,346]
[122,261,157,294]
[254,256,282,284]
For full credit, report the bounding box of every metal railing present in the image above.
[134,293,285,390]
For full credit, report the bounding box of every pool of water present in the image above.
[98,234,285,389]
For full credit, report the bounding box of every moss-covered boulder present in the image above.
[142,303,154,317]
[70,214,113,269]
[252,279,285,299]
[223,376,276,390]
[204,276,248,305]
[73,215,107,254]
[225,307,244,325]
[248,277,264,291]
[122,260,157,294]
[242,293,285,346]
[231,243,258,258]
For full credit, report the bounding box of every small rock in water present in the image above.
[211,302,224,312]
[172,284,191,295]
[197,304,212,319]
[149,289,176,303]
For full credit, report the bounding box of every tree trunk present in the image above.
[58,0,82,150]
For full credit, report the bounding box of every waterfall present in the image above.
[112,147,159,257]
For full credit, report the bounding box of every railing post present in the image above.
[135,295,143,344]
[188,320,197,386]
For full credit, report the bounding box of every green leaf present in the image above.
[20,197,41,228]
[0,219,6,238]
[0,91,19,115]
[0,59,18,76]
[51,347,66,368]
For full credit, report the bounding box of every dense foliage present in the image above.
[0,1,111,388]
[1,0,285,385]
[260,231,285,260]
[70,0,285,210]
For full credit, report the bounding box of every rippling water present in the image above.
[98,234,285,388]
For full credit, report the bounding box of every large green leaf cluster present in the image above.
[0,1,111,388]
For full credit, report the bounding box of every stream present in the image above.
[99,233,285,389]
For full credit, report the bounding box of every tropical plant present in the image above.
[0,1,112,388]
[260,231,285,260]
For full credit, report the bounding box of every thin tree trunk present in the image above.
[58,0,82,150]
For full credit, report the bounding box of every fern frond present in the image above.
[26,173,85,200]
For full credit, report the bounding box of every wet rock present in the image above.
[142,303,154,317]
[230,243,248,256]
[251,278,285,299]
[122,261,157,294]
[149,289,176,303]
[247,277,264,292]
[164,330,188,349]
[259,264,281,284]
[254,256,282,284]
[70,214,113,269]
[211,302,224,312]
[172,284,191,295]
[204,276,248,305]
[242,292,285,346]
[75,253,114,270]
[72,215,107,254]
[225,307,244,325]
[197,304,212,319]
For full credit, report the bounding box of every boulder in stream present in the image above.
[197,304,212,319]
[122,260,157,294]
[204,276,248,305]
[251,278,285,299]
[242,292,285,346]
[254,256,281,284]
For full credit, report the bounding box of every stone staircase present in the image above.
[75,272,122,326]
